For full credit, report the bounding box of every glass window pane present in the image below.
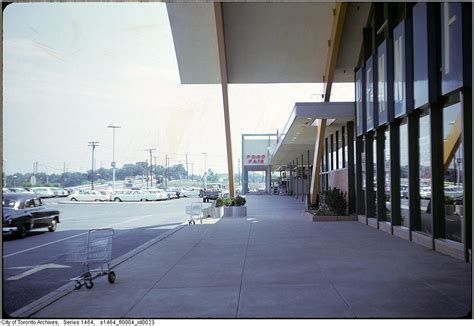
[373,136,377,216]
[419,114,432,235]
[384,129,391,222]
[443,103,463,242]
[400,122,410,227]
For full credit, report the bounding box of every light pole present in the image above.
[202,152,207,189]
[88,141,100,190]
[107,124,121,192]
[145,148,156,187]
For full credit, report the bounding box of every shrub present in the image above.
[215,198,224,207]
[223,197,235,207]
[234,196,246,206]
[313,204,338,216]
[322,188,347,215]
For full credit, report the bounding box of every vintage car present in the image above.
[144,188,169,201]
[3,193,60,237]
[111,190,156,202]
[67,190,111,202]
[31,187,56,198]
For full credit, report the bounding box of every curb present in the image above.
[57,200,177,205]
[10,224,187,318]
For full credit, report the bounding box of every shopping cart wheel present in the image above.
[108,272,116,284]
[85,280,94,289]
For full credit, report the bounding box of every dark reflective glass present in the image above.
[384,129,391,222]
[400,122,410,227]
[443,103,463,242]
[419,114,432,234]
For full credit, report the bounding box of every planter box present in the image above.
[214,206,224,218]
[223,206,247,217]
[233,206,247,217]
[313,215,357,222]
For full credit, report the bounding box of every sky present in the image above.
[3,2,354,176]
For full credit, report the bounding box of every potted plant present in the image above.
[233,195,247,217]
[214,198,225,218]
[223,197,235,217]
[221,196,247,217]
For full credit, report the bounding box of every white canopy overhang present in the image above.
[270,102,354,170]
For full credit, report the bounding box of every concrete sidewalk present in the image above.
[27,195,470,318]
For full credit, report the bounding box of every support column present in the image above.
[310,121,327,205]
[214,2,235,198]
[296,157,299,199]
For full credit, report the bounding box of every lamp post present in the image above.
[107,124,121,192]
[88,141,100,190]
[202,152,207,189]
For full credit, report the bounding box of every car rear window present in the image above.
[3,199,18,208]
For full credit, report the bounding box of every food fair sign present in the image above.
[246,154,267,165]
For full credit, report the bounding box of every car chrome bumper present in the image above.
[3,227,18,233]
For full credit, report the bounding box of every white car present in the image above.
[145,188,168,201]
[32,187,56,198]
[67,190,111,202]
[111,190,156,202]
[181,187,201,197]
[51,187,69,197]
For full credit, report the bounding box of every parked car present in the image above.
[50,187,69,197]
[181,187,201,197]
[145,188,168,201]
[3,193,60,237]
[31,187,56,198]
[111,190,156,202]
[8,188,34,194]
[165,189,179,199]
[67,190,111,202]
[168,187,181,198]
[201,187,222,202]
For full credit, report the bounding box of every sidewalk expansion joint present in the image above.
[234,223,252,318]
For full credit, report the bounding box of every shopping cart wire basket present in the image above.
[67,228,116,290]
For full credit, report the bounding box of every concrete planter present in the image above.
[232,206,247,217]
[223,206,247,217]
[214,206,224,218]
[313,215,357,222]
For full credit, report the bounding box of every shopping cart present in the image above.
[68,228,116,290]
[186,202,203,224]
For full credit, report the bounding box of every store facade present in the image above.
[268,2,471,261]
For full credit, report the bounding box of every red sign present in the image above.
[246,154,266,164]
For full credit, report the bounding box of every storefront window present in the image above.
[443,103,463,242]
[330,134,334,170]
[338,130,343,169]
[384,129,391,221]
[400,122,410,227]
[373,135,377,216]
[419,114,432,235]
[361,140,366,191]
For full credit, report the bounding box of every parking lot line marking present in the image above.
[3,214,154,259]
[6,263,71,281]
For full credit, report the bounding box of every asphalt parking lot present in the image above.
[2,196,199,315]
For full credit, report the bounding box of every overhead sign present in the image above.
[246,154,267,165]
